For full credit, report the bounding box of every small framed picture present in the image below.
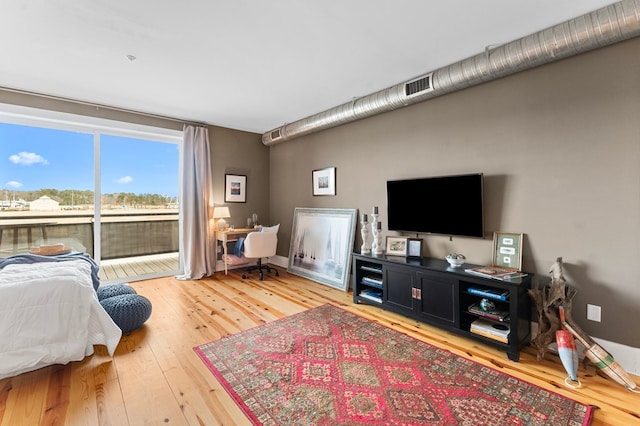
[225,174,247,203]
[385,236,408,256]
[407,238,423,258]
[312,167,336,196]
[492,231,524,270]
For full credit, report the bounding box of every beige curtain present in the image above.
[176,125,216,279]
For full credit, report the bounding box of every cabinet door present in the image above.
[415,271,457,325]
[384,265,414,311]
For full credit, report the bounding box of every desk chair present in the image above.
[241,231,279,280]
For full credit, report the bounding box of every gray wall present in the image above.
[268,37,640,348]
[209,126,269,229]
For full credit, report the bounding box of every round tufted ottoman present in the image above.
[100,294,152,333]
[97,283,137,301]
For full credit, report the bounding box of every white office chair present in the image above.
[241,231,279,280]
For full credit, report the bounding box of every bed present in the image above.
[0,254,122,379]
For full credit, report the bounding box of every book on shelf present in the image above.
[465,266,527,281]
[467,287,510,301]
[470,328,509,344]
[468,303,509,321]
[361,276,383,288]
[358,288,382,303]
[361,265,383,274]
[470,318,510,343]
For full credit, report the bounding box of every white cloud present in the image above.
[8,152,48,165]
[117,176,133,184]
[5,181,22,188]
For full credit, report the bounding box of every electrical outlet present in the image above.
[586,304,601,322]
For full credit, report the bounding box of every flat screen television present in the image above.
[386,173,484,238]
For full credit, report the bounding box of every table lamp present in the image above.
[213,206,231,231]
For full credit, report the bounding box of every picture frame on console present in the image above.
[492,231,524,271]
[312,167,336,196]
[407,238,423,258]
[385,236,408,256]
[225,174,247,203]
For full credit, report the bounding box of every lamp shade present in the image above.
[213,206,231,231]
[213,206,231,218]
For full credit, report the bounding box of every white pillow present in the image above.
[261,224,280,233]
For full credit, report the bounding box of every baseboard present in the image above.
[270,255,288,268]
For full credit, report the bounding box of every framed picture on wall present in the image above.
[225,174,247,203]
[312,167,336,196]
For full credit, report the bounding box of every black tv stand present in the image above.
[352,253,533,361]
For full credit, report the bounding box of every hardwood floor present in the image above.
[1,268,638,425]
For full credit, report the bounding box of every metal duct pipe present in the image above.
[263,0,640,145]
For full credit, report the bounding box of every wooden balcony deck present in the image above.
[99,252,180,283]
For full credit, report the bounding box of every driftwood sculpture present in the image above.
[528,257,577,360]
[529,257,639,392]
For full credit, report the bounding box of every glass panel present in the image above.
[0,122,94,258]
[99,134,179,281]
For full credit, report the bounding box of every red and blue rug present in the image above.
[194,304,593,425]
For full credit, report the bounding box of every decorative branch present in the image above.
[528,257,576,360]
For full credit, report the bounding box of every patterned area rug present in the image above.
[194,304,593,425]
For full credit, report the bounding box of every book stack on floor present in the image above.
[470,318,510,344]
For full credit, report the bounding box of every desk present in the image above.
[215,228,256,274]
[0,220,57,254]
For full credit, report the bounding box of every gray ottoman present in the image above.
[97,284,137,301]
[100,294,152,333]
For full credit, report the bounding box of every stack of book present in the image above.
[470,318,510,344]
[465,266,527,281]
[361,276,383,288]
[468,303,509,322]
[358,288,382,303]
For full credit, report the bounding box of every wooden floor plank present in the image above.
[1,269,638,425]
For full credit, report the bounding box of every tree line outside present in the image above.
[2,188,177,210]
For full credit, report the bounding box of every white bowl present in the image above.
[446,256,465,267]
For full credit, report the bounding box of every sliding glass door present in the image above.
[98,134,180,281]
[0,105,182,282]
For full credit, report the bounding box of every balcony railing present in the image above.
[0,209,180,281]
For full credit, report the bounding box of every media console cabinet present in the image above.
[352,253,533,361]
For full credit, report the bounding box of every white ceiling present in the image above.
[1,0,618,134]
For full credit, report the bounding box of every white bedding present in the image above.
[0,259,122,379]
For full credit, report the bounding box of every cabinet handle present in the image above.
[411,287,422,300]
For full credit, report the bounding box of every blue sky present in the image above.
[1,122,179,197]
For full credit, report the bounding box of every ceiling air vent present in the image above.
[270,128,282,140]
[404,73,433,98]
